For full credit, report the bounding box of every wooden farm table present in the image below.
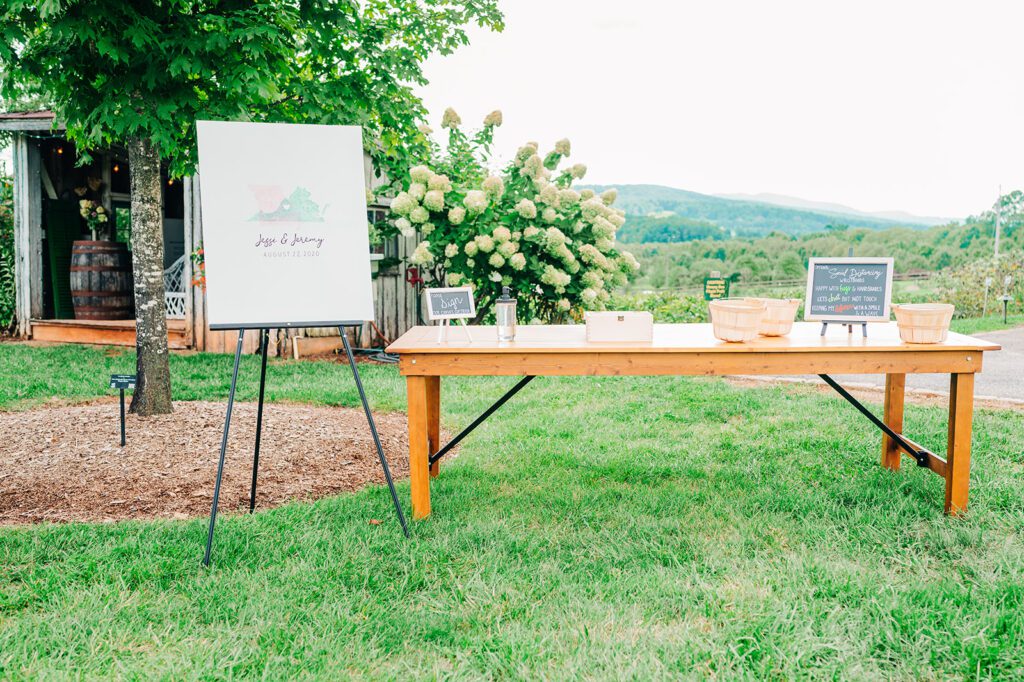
[386,322,1000,520]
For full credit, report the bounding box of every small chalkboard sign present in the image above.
[703,277,729,301]
[424,287,476,321]
[804,257,894,323]
[110,374,137,390]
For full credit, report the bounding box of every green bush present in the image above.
[608,291,709,323]
[936,252,1023,318]
[0,169,14,333]
[381,108,639,323]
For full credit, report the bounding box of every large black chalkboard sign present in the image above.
[424,287,476,320]
[804,257,894,322]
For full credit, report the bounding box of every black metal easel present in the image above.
[203,325,409,567]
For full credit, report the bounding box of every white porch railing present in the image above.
[163,255,187,319]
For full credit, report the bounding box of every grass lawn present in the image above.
[1,342,1024,678]
[951,314,1024,335]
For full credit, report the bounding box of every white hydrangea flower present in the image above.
[409,206,429,224]
[428,174,452,193]
[554,138,571,156]
[446,272,463,286]
[466,258,476,268]
[410,166,431,183]
[514,141,539,166]
[365,188,376,204]
[540,265,571,289]
[448,206,466,225]
[600,188,618,205]
[569,163,587,179]
[545,226,567,247]
[488,253,505,268]
[523,225,540,239]
[489,271,502,282]
[464,241,478,256]
[558,189,580,207]
[582,270,603,288]
[421,222,435,235]
[538,184,559,206]
[464,190,489,216]
[483,110,503,126]
[608,210,626,228]
[510,253,527,270]
[580,197,607,221]
[474,234,495,253]
[408,182,426,201]
[579,189,595,200]
[423,189,445,211]
[620,251,640,272]
[409,241,433,265]
[516,198,537,220]
[581,288,598,304]
[390,192,416,216]
[482,175,505,200]
[598,289,610,302]
[497,240,518,257]
[394,217,415,237]
[417,125,433,135]
[492,226,512,242]
[541,207,558,224]
[591,216,616,239]
[595,238,614,252]
[522,154,544,179]
[556,298,571,311]
[610,270,627,286]
[444,243,459,258]
[441,107,461,129]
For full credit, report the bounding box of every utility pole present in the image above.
[994,185,1002,258]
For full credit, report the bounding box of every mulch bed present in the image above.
[0,400,423,526]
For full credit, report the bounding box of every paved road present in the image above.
[795,326,1024,401]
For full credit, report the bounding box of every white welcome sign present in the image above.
[196,121,374,329]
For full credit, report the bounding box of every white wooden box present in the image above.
[584,311,654,342]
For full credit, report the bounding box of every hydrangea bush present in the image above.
[381,108,639,322]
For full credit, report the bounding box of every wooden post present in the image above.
[945,373,975,515]
[407,375,432,519]
[881,373,905,471]
[426,376,441,478]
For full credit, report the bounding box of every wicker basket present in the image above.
[892,303,955,344]
[709,298,767,342]
[744,297,800,336]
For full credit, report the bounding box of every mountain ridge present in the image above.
[580,184,942,241]
[714,191,950,226]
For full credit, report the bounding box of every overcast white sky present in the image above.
[419,0,1024,219]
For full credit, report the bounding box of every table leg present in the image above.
[945,373,975,515]
[426,376,441,479]
[881,373,906,471]
[407,375,433,519]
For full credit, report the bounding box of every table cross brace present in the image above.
[429,375,536,466]
[819,373,939,469]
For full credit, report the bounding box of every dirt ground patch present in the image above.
[0,400,424,526]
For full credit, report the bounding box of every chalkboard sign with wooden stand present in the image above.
[804,257,894,337]
[423,287,476,344]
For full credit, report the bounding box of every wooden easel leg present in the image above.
[426,376,441,478]
[945,373,975,515]
[407,375,432,519]
[881,373,905,471]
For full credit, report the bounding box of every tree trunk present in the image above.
[127,136,173,415]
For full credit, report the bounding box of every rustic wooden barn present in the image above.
[2,111,421,356]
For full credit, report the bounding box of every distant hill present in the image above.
[715,192,951,227]
[581,184,937,242]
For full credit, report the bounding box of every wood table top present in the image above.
[386,322,1001,355]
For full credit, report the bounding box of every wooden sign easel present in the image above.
[202,322,409,567]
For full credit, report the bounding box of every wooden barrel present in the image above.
[69,241,134,320]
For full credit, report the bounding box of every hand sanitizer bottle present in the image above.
[495,286,517,341]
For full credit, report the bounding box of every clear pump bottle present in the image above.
[495,286,517,341]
